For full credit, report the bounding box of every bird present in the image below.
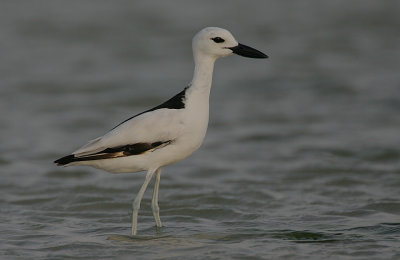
[54,27,268,235]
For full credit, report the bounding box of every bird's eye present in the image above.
[211,37,225,43]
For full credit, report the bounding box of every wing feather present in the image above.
[73,108,185,156]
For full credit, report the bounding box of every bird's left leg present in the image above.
[151,168,162,227]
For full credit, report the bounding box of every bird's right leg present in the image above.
[131,168,157,236]
[151,168,162,228]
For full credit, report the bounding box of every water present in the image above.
[1,1,400,259]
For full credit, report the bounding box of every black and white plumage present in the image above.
[54,27,268,235]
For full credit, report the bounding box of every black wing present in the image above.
[54,141,171,165]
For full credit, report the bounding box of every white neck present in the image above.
[180,52,216,149]
[190,53,217,94]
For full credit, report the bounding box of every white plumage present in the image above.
[55,27,267,235]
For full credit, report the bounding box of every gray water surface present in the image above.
[1,1,400,259]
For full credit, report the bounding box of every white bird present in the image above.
[55,27,268,235]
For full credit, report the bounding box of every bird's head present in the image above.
[192,27,268,60]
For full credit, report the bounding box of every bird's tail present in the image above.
[54,155,76,166]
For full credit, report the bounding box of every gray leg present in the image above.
[151,168,162,228]
[131,168,157,235]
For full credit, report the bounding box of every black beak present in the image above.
[228,43,268,59]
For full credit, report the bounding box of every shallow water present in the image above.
[1,1,400,259]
